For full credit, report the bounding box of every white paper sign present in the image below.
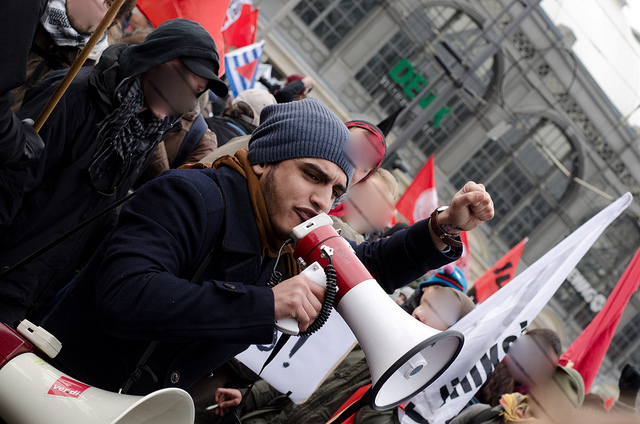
[236,311,357,403]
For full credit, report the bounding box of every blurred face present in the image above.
[345,128,384,185]
[505,334,559,388]
[66,0,113,34]
[129,11,153,31]
[411,285,462,330]
[141,59,208,120]
[343,174,395,234]
[253,158,347,240]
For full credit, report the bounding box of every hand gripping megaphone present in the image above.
[280,213,464,410]
[0,320,194,424]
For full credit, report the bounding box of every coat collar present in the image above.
[212,166,263,257]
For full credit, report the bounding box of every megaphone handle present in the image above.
[274,317,300,335]
[274,262,327,335]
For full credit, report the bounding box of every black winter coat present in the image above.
[41,166,461,395]
[0,0,46,167]
[0,45,173,320]
[0,19,223,322]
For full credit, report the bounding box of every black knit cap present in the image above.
[248,98,354,186]
[118,18,228,96]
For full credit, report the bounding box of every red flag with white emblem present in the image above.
[222,1,259,52]
[395,155,438,225]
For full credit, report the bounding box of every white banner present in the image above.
[236,311,357,403]
[400,193,632,424]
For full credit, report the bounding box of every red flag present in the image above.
[222,3,259,52]
[455,231,471,280]
[604,396,614,410]
[472,238,527,303]
[136,0,230,75]
[559,247,640,392]
[393,155,470,277]
[395,155,437,225]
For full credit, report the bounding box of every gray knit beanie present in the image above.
[248,98,354,186]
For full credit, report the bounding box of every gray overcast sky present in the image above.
[541,0,640,127]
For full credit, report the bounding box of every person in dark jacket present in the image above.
[40,97,494,396]
[0,18,229,325]
[10,0,138,112]
[0,0,46,168]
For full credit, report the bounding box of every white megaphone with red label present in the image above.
[0,320,194,423]
[277,213,464,410]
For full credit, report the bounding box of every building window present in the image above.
[354,4,500,172]
[609,313,640,357]
[562,214,640,329]
[356,31,418,95]
[293,0,379,49]
[450,117,578,247]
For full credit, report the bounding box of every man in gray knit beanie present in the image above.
[38,94,494,399]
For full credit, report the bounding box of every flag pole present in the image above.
[34,0,126,132]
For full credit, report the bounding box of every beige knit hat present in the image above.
[232,89,276,127]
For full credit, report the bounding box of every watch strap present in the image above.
[430,208,463,248]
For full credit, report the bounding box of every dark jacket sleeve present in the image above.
[0,0,46,166]
[449,404,501,424]
[0,92,43,167]
[352,219,462,293]
[93,171,275,343]
[0,77,74,227]
[274,80,305,103]
[354,406,400,424]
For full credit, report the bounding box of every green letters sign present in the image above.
[389,58,451,128]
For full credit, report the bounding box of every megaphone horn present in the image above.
[291,214,464,410]
[0,322,195,424]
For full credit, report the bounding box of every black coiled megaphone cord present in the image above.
[266,238,291,288]
[268,240,337,336]
[299,256,337,336]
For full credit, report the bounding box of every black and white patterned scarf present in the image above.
[88,77,166,195]
[40,0,108,53]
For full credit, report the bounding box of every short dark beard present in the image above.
[260,162,287,239]
[261,162,279,207]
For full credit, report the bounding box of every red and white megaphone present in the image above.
[0,320,195,423]
[278,213,464,410]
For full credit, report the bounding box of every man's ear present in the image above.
[252,163,266,177]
